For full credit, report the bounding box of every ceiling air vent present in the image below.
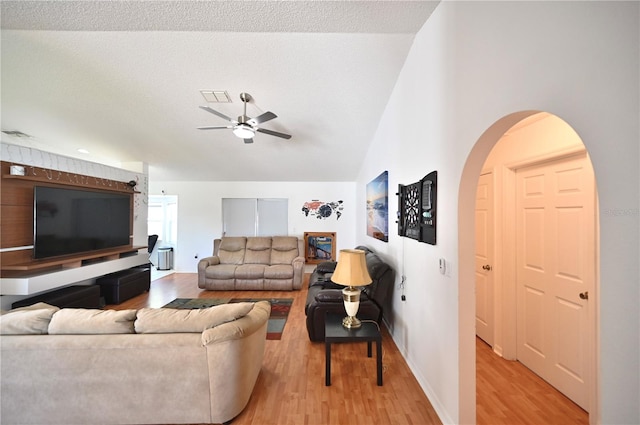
[200,90,232,103]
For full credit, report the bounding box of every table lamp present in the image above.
[331,249,372,328]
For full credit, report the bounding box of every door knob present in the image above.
[482,264,492,271]
[579,291,589,300]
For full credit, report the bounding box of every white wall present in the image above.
[356,2,639,424]
[148,181,356,272]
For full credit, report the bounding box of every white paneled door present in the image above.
[516,153,595,411]
[475,172,494,346]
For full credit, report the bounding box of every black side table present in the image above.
[324,313,383,386]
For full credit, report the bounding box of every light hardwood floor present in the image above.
[109,272,588,425]
[476,338,588,425]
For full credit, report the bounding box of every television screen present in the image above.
[34,186,132,259]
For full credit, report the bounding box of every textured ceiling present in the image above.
[1,1,439,181]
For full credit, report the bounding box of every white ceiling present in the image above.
[1,1,439,181]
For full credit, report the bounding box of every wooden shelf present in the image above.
[2,173,138,194]
[1,246,147,275]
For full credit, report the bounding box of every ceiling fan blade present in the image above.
[199,105,234,122]
[197,125,232,130]
[244,138,254,144]
[248,111,277,125]
[257,128,292,140]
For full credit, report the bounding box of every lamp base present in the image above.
[342,315,362,329]
[341,285,363,329]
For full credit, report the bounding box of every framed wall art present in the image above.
[367,171,389,242]
[303,232,336,264]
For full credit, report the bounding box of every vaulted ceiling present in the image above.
[1,1,439,181]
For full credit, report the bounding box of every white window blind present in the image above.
[222,198,288,237]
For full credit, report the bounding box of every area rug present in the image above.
[162,298,293,340]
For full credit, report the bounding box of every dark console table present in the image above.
[96,267,150,305]
[324,313,383,386]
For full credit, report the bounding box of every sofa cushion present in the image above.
[362,251,392,301]
[320,278,343,290]
[49,309,137,334]
[244,237,272,264]
[205,264,238,279]
[270,236,299,265]
[264,264,294,279]
[217,237,247,265]
[235,264,267,279]
[135,302,254,334]
[0,303,60,335]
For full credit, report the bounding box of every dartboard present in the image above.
[404,182,421,238]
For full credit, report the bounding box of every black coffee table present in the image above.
[324,313,383,386]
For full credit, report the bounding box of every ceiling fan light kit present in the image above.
[232,124,255,140]
[198,92,291,144]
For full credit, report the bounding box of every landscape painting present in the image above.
[367,171,389,242]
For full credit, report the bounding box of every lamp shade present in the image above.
[331,249,372,287]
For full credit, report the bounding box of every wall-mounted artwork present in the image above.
[301,200,343,220]
[367,171,389,242]
[304,232,336,264]
[397,170,437,245]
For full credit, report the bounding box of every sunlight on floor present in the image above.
[151,267,174,282]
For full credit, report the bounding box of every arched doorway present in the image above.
[458,111,600,424]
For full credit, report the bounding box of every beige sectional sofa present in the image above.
[198,236,304,291]
[0,301,270,425]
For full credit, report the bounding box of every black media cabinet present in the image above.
[12,285,102,309]
[96,267,151,305]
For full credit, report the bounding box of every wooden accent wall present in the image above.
[0,161,137,273]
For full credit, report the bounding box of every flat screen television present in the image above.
[33,186,132,259]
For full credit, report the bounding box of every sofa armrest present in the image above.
[202,301,269,424]
[292,256,305,290]
[314,289,343,303]
[315,261,337,274]
[197,256,220,289]
[201,301,270,345]
[198,256,220,270]
[314,289,371,303]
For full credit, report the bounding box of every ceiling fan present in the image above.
[197,92,291,144]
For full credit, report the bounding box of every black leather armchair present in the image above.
[304,246,395,341]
